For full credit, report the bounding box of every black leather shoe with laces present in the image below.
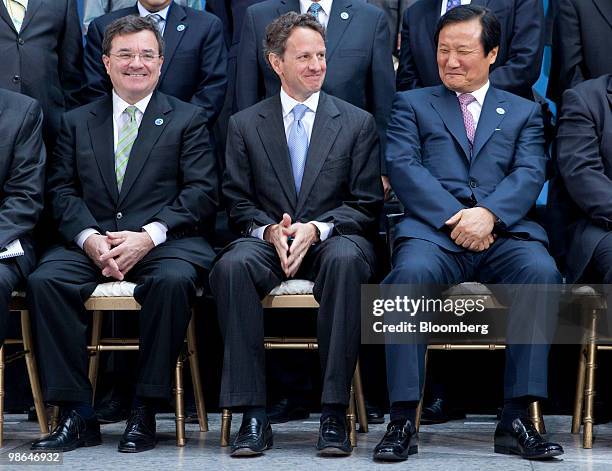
[31,409,101,452]
[117,406,156,453]
[373,419,418,461]
[231,417,273,457]
[494,417,564,459]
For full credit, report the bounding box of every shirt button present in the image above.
[116,212,123,220]
[17,38,24,45]
[469,178,478,188]
[12,75,20,83]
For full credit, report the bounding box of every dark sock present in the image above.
[70,402,95,420]
[132,396,159,413]
[320,403,346,424]
[243,406,268,423]
[500,397,531,430]
[390,401,419,423]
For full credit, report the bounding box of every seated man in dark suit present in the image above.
[556,75,612,285]
[27,15,218,453]
[373,5,563,461]
[0,90,45,347]
[83,0,227,129]
[397,0,544,100]
[210,12,383,457]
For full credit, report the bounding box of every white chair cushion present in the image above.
[91,281,137,297]
[444,282,493,296]
[11,291,25,298]
[269,279,314,296]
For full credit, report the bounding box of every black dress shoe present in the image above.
[95,399,129,424]
[373,419,418,461]
[494,417,564,460]
[118,406,156,453]
[420,397,465,425]
[316,416,352,456]
[267,398,310,424]
[31,410,101,452]
[365,401,385,425]
[231,417,273,457]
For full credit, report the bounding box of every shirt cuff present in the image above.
[309,221,333,241]
[143,221,168,246]
[251,224,270,240]
[75,228,100,250]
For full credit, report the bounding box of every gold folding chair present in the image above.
[0,293,47,447]
[220,279,368,447]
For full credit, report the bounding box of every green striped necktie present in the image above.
[115,105,138,191]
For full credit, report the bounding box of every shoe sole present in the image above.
[494,445,564,460]
[231,439,273,457]
[317,446,352,457]
[32,438,102,453]
[117,443,156,453]
[373,445,418,461]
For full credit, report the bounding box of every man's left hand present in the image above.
[285,222,319,277]
[445,207,496,250]
[99,230,155,275]
[381,175,392,201]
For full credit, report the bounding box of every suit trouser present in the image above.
[384,237,561,404]
[27,247,199,404]
[0,259,23,347]
[210,235,375,409]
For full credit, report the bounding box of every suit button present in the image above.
[17,38,24,45]
[116,212,123,220]
[12,75,20,84]
[469,178,478,188]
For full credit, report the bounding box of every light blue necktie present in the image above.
[307,2,322,23]
[446,0,462,11]
[287,104,309,194]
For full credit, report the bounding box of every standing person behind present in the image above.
[367,0,417,56]
[0,90,45,348]
[396,0,544,100]
[83,0,227,130]
[27,15,218,454]
[0,0,83,149]
[210,12,383,457]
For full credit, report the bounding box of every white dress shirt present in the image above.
[137,1,171,36]
[250,88,334,241]
[299,0,332,28]
[455,80,489,129]
[3,0,28,31]
[440,0,471,17]
[74,90,168,250]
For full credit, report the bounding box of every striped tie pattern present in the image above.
[147,13,164,33]
[7,0,26,31]
[287,104,309,194]
[115,106,138,191]
[307,2,322,23]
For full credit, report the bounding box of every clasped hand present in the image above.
[264,213,319,278]
[83,231,155,280]
[445,207,496,252]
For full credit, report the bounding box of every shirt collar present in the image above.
[280,88,320,118]
[299,0,333,16]
[137,1,171,21]
[455,81,489,107]
[112,90,153,121]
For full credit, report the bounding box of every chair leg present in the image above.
[175,352,185,447]
[220,409,232,447]
[583,310,598,449]
[348,384,357,447]
[0,345,4,447]
[20,311,47,433]
[87,311,103,405]
[353,359,368,433]
[186,314,208,432]
[415,348,429,433]
[572,344,587,434]
[50,406,60,431]
[529,401,546,435]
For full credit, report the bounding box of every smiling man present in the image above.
[27,15,218,453]
[210,12,382,457]
[373,5,563,462]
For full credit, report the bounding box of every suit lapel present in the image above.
[19,0,42,33]
[256,95,298,208]
[160,3,187,82]
[593,0,612,31]
[325,0,353,62]
[118,92,172,205]
[431,86,471,161]
[88,98,119,203]
[606,77,612,114]
[0,0,16,33]
[472,87,508,160]
[295,93,341,215]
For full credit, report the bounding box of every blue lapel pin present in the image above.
[177,24,185,32]
[155,118,164,126]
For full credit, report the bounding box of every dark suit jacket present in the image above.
[0,0,83,146]
[547,0,612,105]
[555,75,612,282]
[236,0,395,163]
[0,89,45,275]
[386,85,548,252]
[224,92,383,251]
[396,0,545,99]
[83,2,227,127]
[367,0,416,54]
[44,91,218,269]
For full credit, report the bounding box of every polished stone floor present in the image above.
[2,413,612,470]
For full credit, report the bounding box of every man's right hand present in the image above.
[83,233,123,280]
[264,213,292,276]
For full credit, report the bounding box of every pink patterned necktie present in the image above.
[458,93,477,147]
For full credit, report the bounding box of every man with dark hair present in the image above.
[28,15,218,453]
[373,5,563,461]
[210,11,382,457]
[0,90,45,348]
[396,0,544,100]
